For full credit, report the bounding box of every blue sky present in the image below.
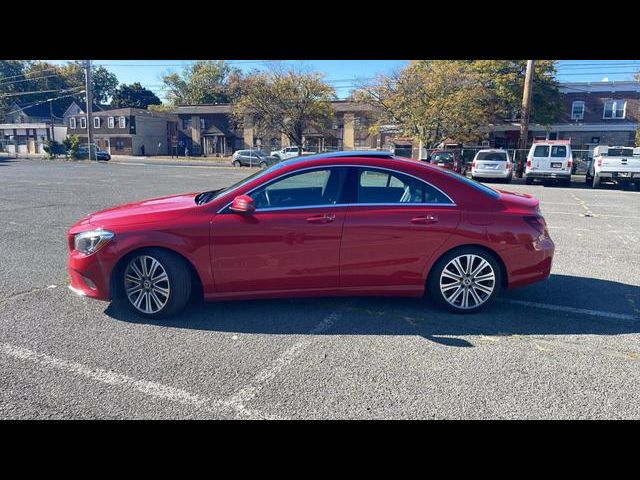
[51,60,640,101]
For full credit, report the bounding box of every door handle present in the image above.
[411,214,438,224]
[306,213,336,224]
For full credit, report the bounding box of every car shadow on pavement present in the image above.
[105,274,640,348]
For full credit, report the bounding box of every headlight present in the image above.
[74,229,114,255]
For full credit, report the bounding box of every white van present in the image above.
[525,140,572,186]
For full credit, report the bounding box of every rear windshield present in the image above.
[438,169,500,199]
[431,153,454,163]
[476,152,507,161]
[533,146,550,157]
[607,148,634,156]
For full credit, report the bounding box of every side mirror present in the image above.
[230,195,256,214]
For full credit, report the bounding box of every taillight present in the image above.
[524,215,548,237]
[526,158,532,168]
[506,161,511,170]
[472,161,476,168]
[597,158,602,167]
[567,158,573,169]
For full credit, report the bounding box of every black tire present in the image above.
[586,174,593,186]
[592,174,601,189]
[114,248,192,319]
[233,160,241,167]
[427,247,502,314]
[525,177,534,185]
[259,162,267,169]
[561,177,571,187]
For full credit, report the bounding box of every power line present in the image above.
[0,73,68,87]
[6,90,86,116]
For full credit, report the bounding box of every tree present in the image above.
[111,82,161,109]
[471,60,562,127]
[232,65,336,151]
[355,60,563,148]
[62,134,81,159]
[161,60,240,105]
[58,61,119,105]
[354,61,493,148]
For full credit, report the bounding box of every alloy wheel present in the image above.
[439,254,496,310]
[124,255,171,314]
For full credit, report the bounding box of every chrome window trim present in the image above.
[216,164,456,214]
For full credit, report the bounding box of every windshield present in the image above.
[195,162,286,205]
[476,152,507,161]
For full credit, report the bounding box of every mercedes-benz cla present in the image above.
[67,151,554,318]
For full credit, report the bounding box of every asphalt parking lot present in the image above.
[1,156,639,419]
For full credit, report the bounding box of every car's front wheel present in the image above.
[119,249,191,318]
[428,248,501,314]
[233,160,241,167]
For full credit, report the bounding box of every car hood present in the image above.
[72,192,199,230]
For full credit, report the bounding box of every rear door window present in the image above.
[357,168,451,204]
[533,146,550,157]
[550,146,567,157]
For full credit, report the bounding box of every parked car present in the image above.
[426,150,468,175]
[231,150,277,168]
[471,149,513,183]
[586,145,640,190]
[67,151,554,318]
[525,140,572,186]
[77,143,110,161]
[271,146,316,161]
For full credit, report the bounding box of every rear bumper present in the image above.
[597,171,640,179]
[507,238,555,289]
[472,169,511,179]
[525,170,570,179]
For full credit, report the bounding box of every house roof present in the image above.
[11,101,67,119]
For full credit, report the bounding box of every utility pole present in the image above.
[84,60,94,160]
[49,99,55,142]
[518,60,535,176]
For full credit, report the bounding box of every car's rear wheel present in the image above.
[233,160,241,167]
[592,174,601,189]
[259,161,267,169]
[525,177,534,185]
[121,249,191,318]
[428,248,501,314]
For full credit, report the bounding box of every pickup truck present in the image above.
[586,145,640,190]
[270,146,316,161]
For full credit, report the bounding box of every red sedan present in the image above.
[67,151,554,318]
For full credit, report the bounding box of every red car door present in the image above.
[211,167,348,293]
[340,167,461,289]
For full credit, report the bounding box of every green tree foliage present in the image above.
[232,65,336,150]
[471,60,562,127]
[161,60,241,105]
[355,60,493,147]
[62,135,81,159]
[355,60,563,147]
[43,139,65,159]
[0,61,119,121]
[111,82,161,109]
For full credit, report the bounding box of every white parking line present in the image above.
[224,309,343,419]
[0,342,223,410]
[497,299,639,320]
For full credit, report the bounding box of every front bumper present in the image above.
[68,249,113,301]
